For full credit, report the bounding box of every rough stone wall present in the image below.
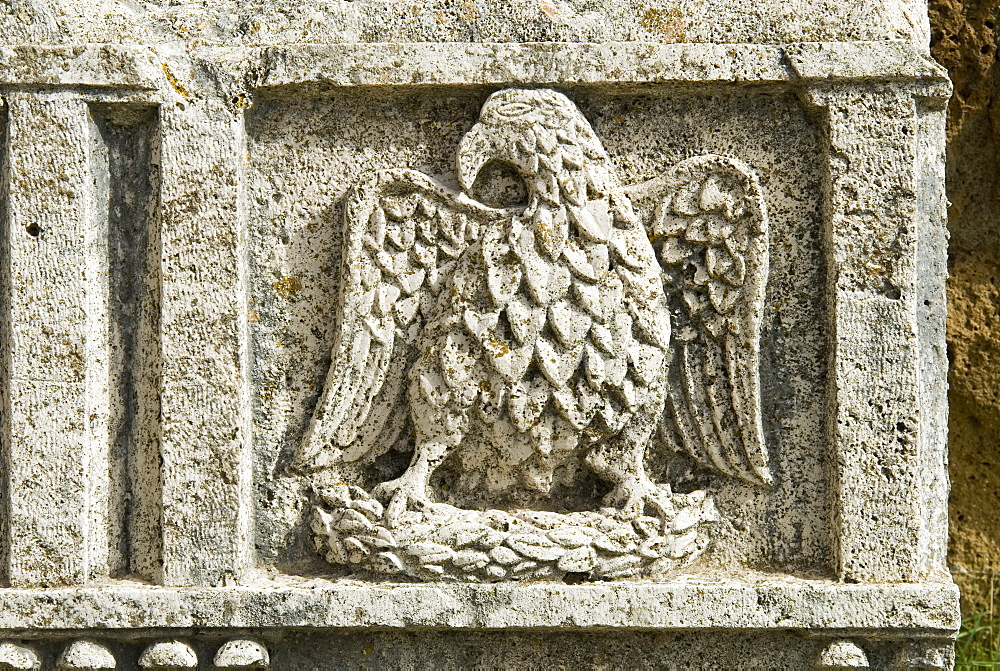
[929,0,1000,612]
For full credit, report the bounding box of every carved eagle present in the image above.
[297,88,770,518]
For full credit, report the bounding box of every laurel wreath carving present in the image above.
[311,485,719,581]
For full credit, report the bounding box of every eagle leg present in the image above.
[373,439,454,523]
[586,415,674,523]
[375,345,476,522]
[603,475,675,523]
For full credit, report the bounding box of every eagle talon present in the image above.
[372,476,431,525]
[605,479,675,523]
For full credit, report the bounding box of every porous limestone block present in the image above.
[56,640,116,670]
[0,1,956,667]
[214,640,270,669]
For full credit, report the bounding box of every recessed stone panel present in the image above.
[0,2,957,666]
[246,85,832,579]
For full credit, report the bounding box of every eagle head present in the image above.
[457,89,613,207]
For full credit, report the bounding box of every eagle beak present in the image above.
[458,121,533,198]
[456,122,492,193]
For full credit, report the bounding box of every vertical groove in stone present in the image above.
[0,97,9,586]
[235,104,255,587]
[88,104,163,582]
[806,93,842,581]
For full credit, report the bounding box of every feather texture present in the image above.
[630,155,771,486]
[295,170,500,471]
[300,87,770,512]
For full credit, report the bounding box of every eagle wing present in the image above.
[628,155,771,486]
[296,169,502,472]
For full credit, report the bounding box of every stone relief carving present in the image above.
[295,88,770,581]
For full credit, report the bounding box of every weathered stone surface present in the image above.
[0,644,38,671]
[0,1,934,46]
[928,0,1000,614]
[137,641,197,670]
[55,640,116,670]
[213,639,269,669]
[817,639,871,669]
[0,0,955,666]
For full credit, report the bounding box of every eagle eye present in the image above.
[496,102,533,118]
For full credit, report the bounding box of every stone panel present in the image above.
[0,1,957,666]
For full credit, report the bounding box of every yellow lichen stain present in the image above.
[536,218,553,248]
[487,337,510,357]
[362,646,374,655]
[457,0,481,22]
[273,276,304,299]
[539,0,559,19]
[161,62,192,101]
[248,309,260,322]
[641,7,686,41]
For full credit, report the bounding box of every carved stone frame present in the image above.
[0,41,956,666]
